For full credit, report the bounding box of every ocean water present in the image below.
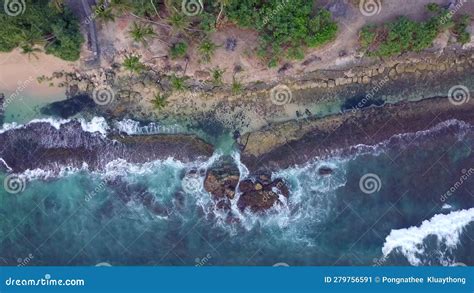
[0,117,473,266]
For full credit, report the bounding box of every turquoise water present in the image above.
[2,91,67,124]
[1,117,473,266]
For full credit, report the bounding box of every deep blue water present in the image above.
[0,119,473,266]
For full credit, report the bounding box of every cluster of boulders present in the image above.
[203,156,289,213]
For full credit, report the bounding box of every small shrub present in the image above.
[170,42,188,59]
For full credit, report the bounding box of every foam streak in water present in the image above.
[382,208,474,266]
[0,117,109,136]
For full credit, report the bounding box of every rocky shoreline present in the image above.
[1,47,473,214]
[33,49,474,137]
[0,120,213,174]
[240,96,474,173]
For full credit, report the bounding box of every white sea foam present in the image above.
[17,162,90,181]
[114,119,183,135]
[0,117,110,136]
[101,157,188,179]
[382,208,474,266]
[323,119,472,160]
[0,158,13,171]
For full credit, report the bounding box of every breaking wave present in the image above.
[382,208,474,266]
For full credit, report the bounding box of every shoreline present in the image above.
[240,96,474,173]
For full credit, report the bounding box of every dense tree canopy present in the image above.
[226,0,338,65]
[0,0,84,61]
[359,4,470,57]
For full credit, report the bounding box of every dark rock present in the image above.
[339,50,347,57]
[0,93,4,125]
[0,120,214,174]
[278,63,292,74]
[41,94,95,118]
[237,177,289,213]
[302,55,321,66]
[225,38,237,51]
[203,158,290,213]
[204,156,240,210]
[318,167,333,176]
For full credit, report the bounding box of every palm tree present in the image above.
[198,39,218,63]
[168,12,190,35]
[19,31,45,60]
[110,0,133,15]
[211,67,225,86]
[170,74,187,91]
[20,44,42,60]
[151,92,168,110]
[20,31,46,47]
[128,22,156,45]
[122,54,145,74]
[94,0,116,23]
[49,0,64,12]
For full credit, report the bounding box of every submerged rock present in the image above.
[318,167,333,176]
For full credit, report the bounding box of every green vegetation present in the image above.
[359,4,470,57]
[199,12,217,33]
[226,0,338,64]
[151,92,168,110]
[168,12,190,35]
[198,39,218,63]
[453,15,471,45]
[93,0,115,22]
[122,54,145,73]
[231,78,243,94]
[104,0,159,18]
[170,42,188,59]
[211,67,225,86]
[170,74,187,91]
[128,22,156,45]
[0,0,84,61]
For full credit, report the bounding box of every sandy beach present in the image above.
[0,49,76,97]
